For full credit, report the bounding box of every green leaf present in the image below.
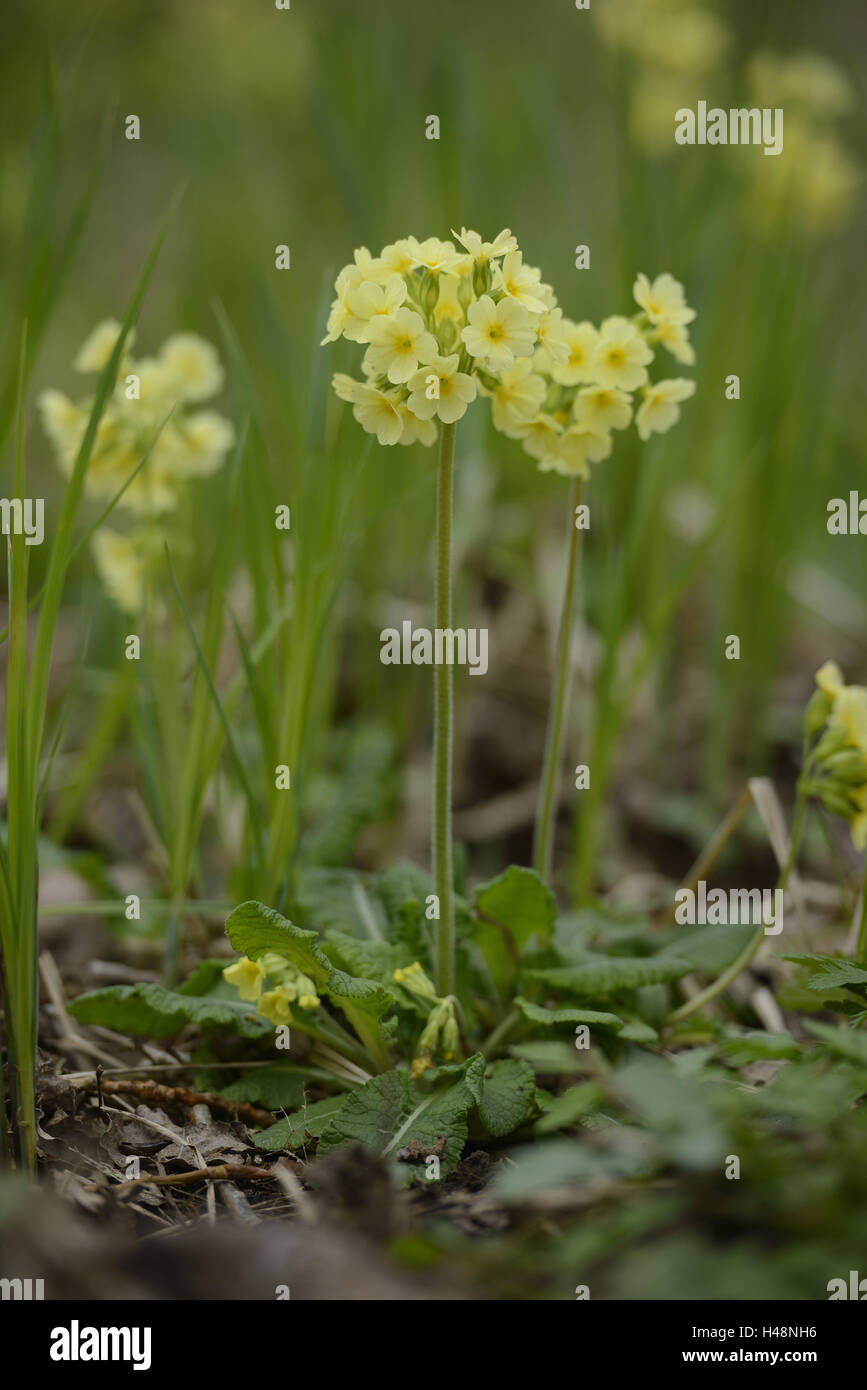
[803,1020,867,1068]
[508,1041,588,1075]
[226,900,324,981]
[616,1056,727,1171]
[67,982,269,1039]
[254,1095,348,1151]
[534,1083,603,1135]
[322,931,406,988]
[219,1064,307,1110]
[491,1138,644,1200]
[719,1031,800,1066]
[318,1054,485,1174]
[514,996,624,1030]
[478,1058,536,1137]
[474,865,556,948]
[526,954,692,997]
[660,925,756,973]
[784,954,867,993]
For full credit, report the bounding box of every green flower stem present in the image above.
[433,420,456,998]
[856,852,867,966]
[533,476,584,886]
[667,781,809,1026]
[481,1005,522,1058]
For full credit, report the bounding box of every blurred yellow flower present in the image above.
[91,529,146,615]
[635,378,696,440]
[592,316,653,391]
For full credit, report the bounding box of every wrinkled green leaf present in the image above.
[478,1058,536,1137]
[67,982,269,1039]
[527,954,692,997]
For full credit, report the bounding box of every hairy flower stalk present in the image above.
[533,476,584,885]
[433,421,457,995]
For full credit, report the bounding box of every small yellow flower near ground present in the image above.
[258,986,294,1026]
[816,661,845,700]
[592,316,654,391]
[223,956,266,1002]
[406,354,477,424]
[461,295,536,372]
[635,378,696,441]
[830,687,867,753]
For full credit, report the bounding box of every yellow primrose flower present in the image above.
[379,238,419,277]
[347,381,404,445]
[489,358,547,435]
[830,687,867,753]
[591,316,653,390]
[534,307,571,366]
[406,353,477,425]
[298,993,320,1011]
[851,785,867,850]
[633,272,696,327]
[749,51,855,120]
[363,306,438,384]
[494,250,548,315]
[541,422,613,478]
[38,389,86,456]
[169,411,235,477]
[223,956,266,1002]
[815,661,845,700]
[651,318,695,366]
[159,334,225,403]
[452,226,517,265]
[350,245,391,284]
[395,403,438,448]
[514,412,564,462]
[410,1054,433,1081]
[635,378,696,441]
[74,319,132,373]
[91,529,146,614]
[461,294,536,372]
[407,236,462,274]
[258,986,294,1026]
[573,385,633,433]
[392,961,438,1001]
[548,320,600,387]
[342,275,408,343]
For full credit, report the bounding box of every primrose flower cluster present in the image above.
[325,230,696,476]
[223,953,321,1026]
[804,662,867,849]
[392,961,459,1079]
[39,321,234,612]
[325,227,575,446]
[491,269,696,479]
